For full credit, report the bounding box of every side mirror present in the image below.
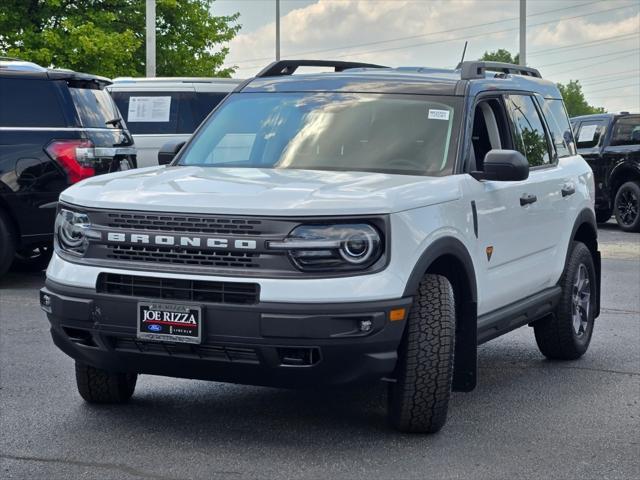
[471,149,529,182]
[158,140,186,165]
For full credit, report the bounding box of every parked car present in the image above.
[571,112,640,231]
[41,60,600,433]
[107,77,241,167]
[0,59,136,278]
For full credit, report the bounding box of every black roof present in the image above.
[240,60,561,98]
[571,112,639,121]
[0,60,111,87]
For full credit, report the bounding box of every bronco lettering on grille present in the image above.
[106,232,257,250]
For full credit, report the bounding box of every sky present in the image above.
[213,0,640,113]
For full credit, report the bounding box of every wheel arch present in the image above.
[403,237,478,392]
[568,209,601,318]
[609,163,640,197]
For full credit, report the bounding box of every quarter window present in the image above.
[575,120,606,149]
[0,78,67,127]
[505,94,551,167]
[540,98,575,157]
[609,116,640,146]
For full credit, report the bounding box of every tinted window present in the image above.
[541,98,575,157]
[69,87,120,128]
[0,77,67,127]
[505,94,551,167]
[575,120,606,149]
[610,116,640,146]
[110,91,225,135]
[179,92,461,176]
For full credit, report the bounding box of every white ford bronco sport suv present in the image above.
[41,60,601,433]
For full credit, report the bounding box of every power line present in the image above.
[528,32,639,56]
[229,2,616,68]
[574,68,640,82]
[580,71,640,86]
[583,82,640,94]
[539,48,640,68]
[550,51,639,76]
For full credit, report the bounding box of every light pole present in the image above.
[519,0,526,66]
[275,0,281,61]
[146,0,156,77]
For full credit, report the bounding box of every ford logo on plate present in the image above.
[148,324,162,332]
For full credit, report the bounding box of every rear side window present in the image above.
[505,94,552,167]
[540,98,575,157]
[0,77,67,127]
[610,116,640,146]
[69,87,120,129]
[575,120,606,149]
[110,91,226,135]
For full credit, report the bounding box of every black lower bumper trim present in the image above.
[42,280,412,388]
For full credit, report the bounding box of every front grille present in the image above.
[97,273,259,305]
[112,337,259,363]
[106,212,263,235]
[105,245,260,268]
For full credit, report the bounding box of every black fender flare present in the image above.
[403,236,478,392]
[567,208,601,318]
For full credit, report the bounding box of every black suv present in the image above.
[571,113,640,231]
[0,60,137,278]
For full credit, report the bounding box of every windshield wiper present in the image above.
[105,117,123,128]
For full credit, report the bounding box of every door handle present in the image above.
[520,194,537,206]
[561,184,576,197]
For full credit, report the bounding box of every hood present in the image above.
[60,166,461,216]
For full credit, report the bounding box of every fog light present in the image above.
[40,293,52,313]
[359,319,373,332]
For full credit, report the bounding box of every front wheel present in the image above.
[388,274,455,433]
[534,242,596,360]
[75,362,137,403]
[614,181,640,232]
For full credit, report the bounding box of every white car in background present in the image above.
[107,77,242,167]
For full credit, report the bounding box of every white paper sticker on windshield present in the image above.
[428,109,450,121]
[127,96,171,122]
[578,124,598,142]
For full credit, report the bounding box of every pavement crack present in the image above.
[601,306,640,315]
[0,453,241,480]
[479,364,640,376]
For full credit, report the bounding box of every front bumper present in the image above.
[41,280,412,388]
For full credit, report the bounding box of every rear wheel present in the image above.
[75,362,137,403]
[388,274,455,433]
[614,181,640,232]
[534,242,596,360]
[0,211,16,278]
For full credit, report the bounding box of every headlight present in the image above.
[54,209,96,256]
[268,223,383,271]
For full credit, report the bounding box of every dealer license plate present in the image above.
[137,302,202,344]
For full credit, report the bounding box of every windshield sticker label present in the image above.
[428,109,450,121]
[127,96,171,122]
[578,124,598,142]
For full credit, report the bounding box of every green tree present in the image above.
[556,80,605,117]
[0,0,240,78]
[481,49,520,65]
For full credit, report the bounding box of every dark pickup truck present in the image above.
[571,113,640,232]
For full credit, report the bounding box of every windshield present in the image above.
[69,87,121,129]
[178,92,460,176]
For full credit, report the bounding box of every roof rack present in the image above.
[458,61,541,80]
[255,60,387,78]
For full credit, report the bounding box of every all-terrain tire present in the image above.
[534,242,596,360]
[388,274,455,433]
[614,181,640,232]
[75,362,137,403]
[0,211,16,279]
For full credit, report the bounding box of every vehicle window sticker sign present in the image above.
[578,124,598,142]
[127,96,171,122]
[428,109,450,121]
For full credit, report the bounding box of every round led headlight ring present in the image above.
[339,229,377,265]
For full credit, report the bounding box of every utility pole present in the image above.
[146,0,156,77]
[519,0,526,66]
[275,0,281,61]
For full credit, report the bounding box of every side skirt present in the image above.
[477,286,561,345]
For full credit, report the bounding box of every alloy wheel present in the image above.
[572,263,591,337]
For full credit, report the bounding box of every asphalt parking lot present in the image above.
[1,223,638,480]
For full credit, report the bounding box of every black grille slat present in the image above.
[112,337,259,363]
[105,245,259,268]
[97,273,259,305]
[106,213,263,235]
